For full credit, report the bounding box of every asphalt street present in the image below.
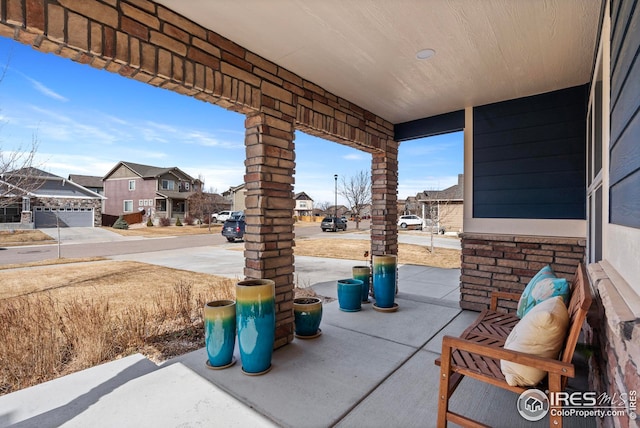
[0,222,460,267]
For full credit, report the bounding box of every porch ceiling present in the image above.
[155,0,601,124]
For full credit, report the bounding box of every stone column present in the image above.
[371,140,399,256]
[243,112,296,348]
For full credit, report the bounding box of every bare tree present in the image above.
[339,170,371,230]
[316,200,332,214]
[187,176,225,230]
[417,190,455,252]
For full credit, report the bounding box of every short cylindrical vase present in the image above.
[293,297,323,338]
[204,300,236,369]
[236,279,276,375]
[337,278,363,312]
[352,265,371,303]
[373,255,397,309]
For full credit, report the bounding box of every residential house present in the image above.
[102,161,200,222]
[0,167,103,228]
[5,2,638,422]
[294,192,313,217]
[223,183,246,212]
[415,174,464,233]
[68,174,104,195]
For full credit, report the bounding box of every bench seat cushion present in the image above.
[501,296,570,386]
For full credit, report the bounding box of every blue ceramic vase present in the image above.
[373,255,397,308]
[204,300,236,368]
[352,265,371,302]
[337,278,363,312]
[293,297,323,338]
[236,279,276,375]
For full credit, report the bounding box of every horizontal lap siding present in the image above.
[610,0,640,228]
[473,86,588,219]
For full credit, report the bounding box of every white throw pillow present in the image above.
[501,296,570,386]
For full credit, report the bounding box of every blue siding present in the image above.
[610,0,640,228]
[473,86,588,219]
[394,110,464,141]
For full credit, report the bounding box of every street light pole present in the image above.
[334,174,338,231]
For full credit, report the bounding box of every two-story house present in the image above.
[102,161,200,222]
[294,192,313,217]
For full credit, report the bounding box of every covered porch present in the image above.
[0,0,637,427]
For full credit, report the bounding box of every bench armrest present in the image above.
[490,291,522,311]
[441,335,575,377]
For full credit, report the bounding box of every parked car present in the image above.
[321,216,347,232]
[212,210,242,223]
[397,215,423,230]
[340,216,348,223]
[221,214,245,241]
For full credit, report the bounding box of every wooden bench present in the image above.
[435,263,592,428]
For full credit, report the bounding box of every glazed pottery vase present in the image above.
[236,279,276,375]
[204,300,236,369]
[337,278,363,312]
[352,265,371,302]
[373,255,397,308]
[293,297,323,338]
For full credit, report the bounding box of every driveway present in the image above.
[39,227,141,243]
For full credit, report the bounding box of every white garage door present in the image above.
[34,207,94,228]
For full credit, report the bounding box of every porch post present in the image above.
[371,140,399,257]
[243,112,296,348]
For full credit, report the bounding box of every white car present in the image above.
[397,215,423,230]
[212,211,241,223]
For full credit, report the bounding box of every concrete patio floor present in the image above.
[0,263,594,428]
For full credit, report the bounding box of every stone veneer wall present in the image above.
[587,264,640,428]
[460,233,586,312]
[0,0,398,347]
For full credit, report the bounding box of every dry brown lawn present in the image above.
[294,238,460,269]
[105,224,221,237]
[0,229,54,246]
[0,260,235,395]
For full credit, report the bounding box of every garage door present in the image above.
[34,207,94,228]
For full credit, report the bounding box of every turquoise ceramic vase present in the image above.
[204,300,236,369]
[236,279,276,375]
[293,297,323,338]
[337,278,363,312]
[352,265,371,302]
[373,255,397,308]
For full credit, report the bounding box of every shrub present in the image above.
[146,218,154,227]
[112,216,129,230]
[158,217,170,227]
[183,215,196,226]
[175,217,183,227]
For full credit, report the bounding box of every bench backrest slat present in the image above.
[561,263,592,365]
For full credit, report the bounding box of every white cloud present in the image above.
[14,71,70,102]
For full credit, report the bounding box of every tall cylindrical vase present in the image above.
[373,255,397,310]
[236,279,275,375]
[204,300,236,369]
[352,265,371,303]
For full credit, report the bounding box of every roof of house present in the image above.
[417,174,464,202]
[295,192,313,201]
[103,161,197,182]
[68,174,104,188]
[1,168,104,199]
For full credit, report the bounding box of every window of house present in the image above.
[128,180,135,191]
[22,197,31,212]
[156,199,167,211]
[123,200,133,212]
[161,180,174,190]
[300,201,307,208]
[184,182,190,190]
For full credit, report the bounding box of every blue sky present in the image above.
[0,37,462,206]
